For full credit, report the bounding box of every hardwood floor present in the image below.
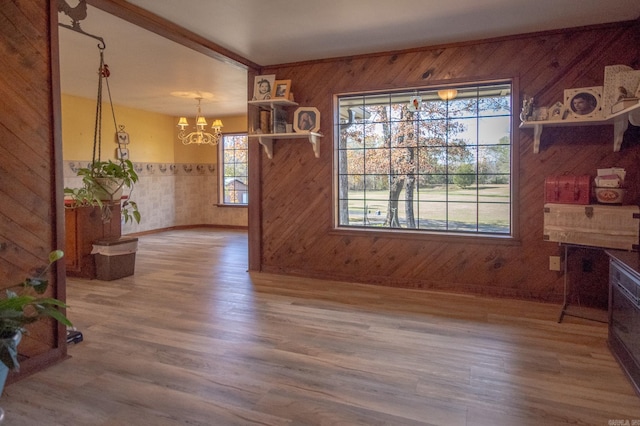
[1,228,638,425]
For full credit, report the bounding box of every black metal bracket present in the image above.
[57,0,106,49]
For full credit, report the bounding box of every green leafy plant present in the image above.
[0,250,72,371]
[64,159,141,224]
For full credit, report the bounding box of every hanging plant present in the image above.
[63,46,141,224]
[65,159,140,224]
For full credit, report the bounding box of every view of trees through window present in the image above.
[336,82,512,235]
[220,134,248,205]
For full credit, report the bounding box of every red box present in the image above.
[544,175,591,205]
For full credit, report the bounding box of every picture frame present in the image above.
[252,74,276,100]
[116,130,130,145]
[116,147,129,161]
[564,86,603,119]
[271,79,291,100]
[293,107,320,133]
[548,101,565,120]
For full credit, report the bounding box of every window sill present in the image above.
[329,227,520,246]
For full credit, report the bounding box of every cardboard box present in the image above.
[543,204,639,250]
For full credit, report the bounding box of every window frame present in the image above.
[218,132,249,206]
[333,79,518,240]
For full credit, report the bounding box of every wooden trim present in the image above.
[51,0,68,367]
[215,204,248,208]
[6,346,69,386]
[125,224,248,238]
[510,76,521,240]
[328,228,521,246]
[247,67,261,272]
[86,0,261,71]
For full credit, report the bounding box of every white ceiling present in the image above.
[58,0,640,118]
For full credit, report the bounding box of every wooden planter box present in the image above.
[543,203,640,250]
[65,204,122,278]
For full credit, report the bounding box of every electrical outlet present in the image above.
[549,256,561,271]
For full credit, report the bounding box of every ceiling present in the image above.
[58,0,640,118]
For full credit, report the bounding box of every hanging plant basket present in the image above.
[64,160,140,223]
[62,46,142,224]
[94,177,124,202]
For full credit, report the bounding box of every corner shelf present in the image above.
[519,101,640,153]
[248,132,323,159]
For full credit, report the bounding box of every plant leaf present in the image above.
[49,250,64,263]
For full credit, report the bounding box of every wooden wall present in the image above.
[252,20,640,306]
[0,0,67,382]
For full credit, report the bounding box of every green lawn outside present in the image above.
[344,184,510,232]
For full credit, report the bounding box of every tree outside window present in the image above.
[336,82,512,235]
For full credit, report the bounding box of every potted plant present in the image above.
[64,159,141,224]
[0,250,73,395]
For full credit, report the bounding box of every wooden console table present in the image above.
[65,204,121,279]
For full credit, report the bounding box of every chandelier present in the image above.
[177,97,223,145]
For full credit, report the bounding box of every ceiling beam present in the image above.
[86,0,261,72]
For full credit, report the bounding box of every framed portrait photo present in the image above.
[293,107,320,133]
[271,79,291,100]
[252,74,276,100]
[564,86,603,119]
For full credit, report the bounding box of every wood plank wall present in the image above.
[0,0,67,383]
[253,20,640,306]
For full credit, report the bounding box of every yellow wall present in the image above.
[62,94,248,164]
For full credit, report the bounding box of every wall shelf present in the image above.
[248,99,298,108]
[249,132,322,159]
[249,97,322,159]
[519,101,640,153]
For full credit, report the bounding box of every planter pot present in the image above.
[0,363,6,398]
[0,332,21,396]
[94,177,124,201]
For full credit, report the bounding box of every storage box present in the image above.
[595,187,625,204]
[92,237,138,281]
[543,203,640,250]
[544,175,591,205]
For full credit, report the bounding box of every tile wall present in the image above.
[63,161,247,235]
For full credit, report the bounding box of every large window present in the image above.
[220,134,248,205]
[336,82,512,235]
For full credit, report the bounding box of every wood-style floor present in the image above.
[1,229,638,425]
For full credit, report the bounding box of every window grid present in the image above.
[336,83,512,235]
[220,134,248,205]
